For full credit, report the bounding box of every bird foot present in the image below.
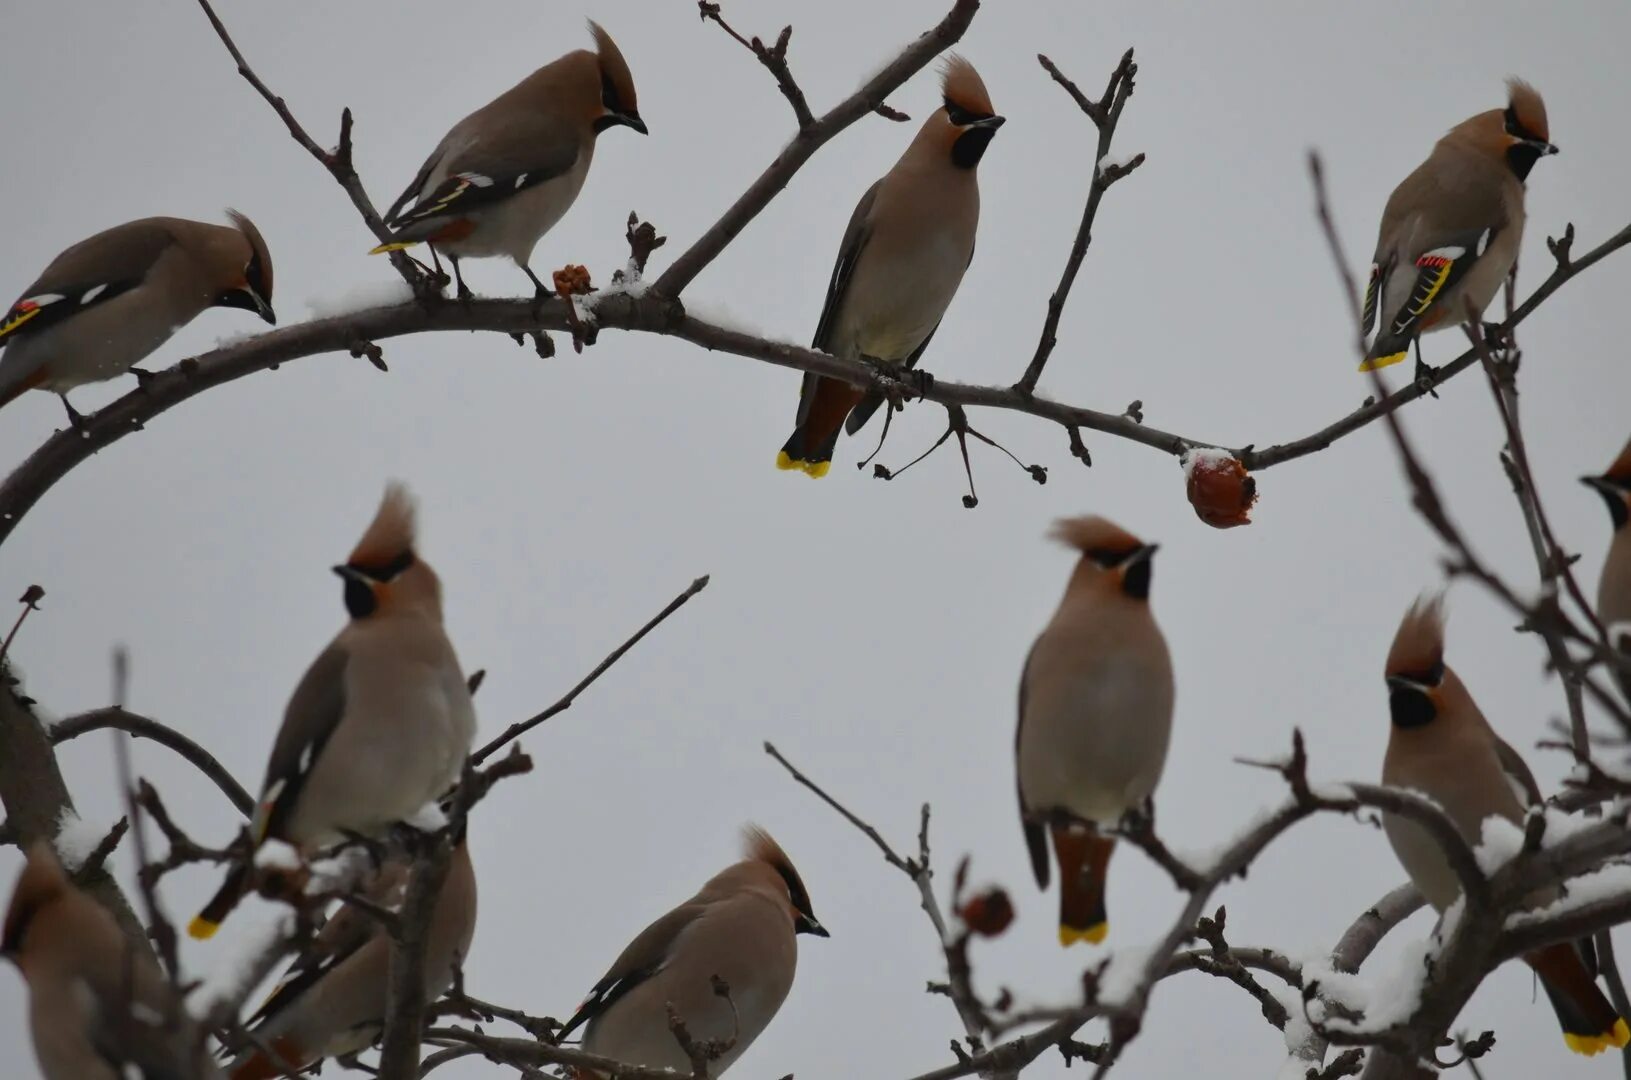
[1480,321,1510,351]
[57,395,87,430]
[1413,358,1440,399]
[130,367,159,393]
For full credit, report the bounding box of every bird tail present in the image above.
[1052,826,1114,947]
[0,364,47,411]
[189,862,252,940]
[228,1035,307,1080]
[368,217,475,256]
[1357,349,1409,372]
[776,377,865,479]
[1525,943,1630,1055]
[369,240,419,255]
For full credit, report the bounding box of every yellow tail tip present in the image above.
[1058,922,1108,947]
[1358,351,1408,373]
[774,451,831,478]
[1564,1018,1630,1055]
[187,915,219,941]
[368,240,417,255]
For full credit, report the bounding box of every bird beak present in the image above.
[1126,542,1160,567]
[1583,475,1615,494]
[971,114,1006,131]
[332,564,368,585]
[795,912,830,938]
[618,111,648,135]
[249,287,276,325]
[1385,674,1431,695]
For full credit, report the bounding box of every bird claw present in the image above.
[1413,358,1440,399]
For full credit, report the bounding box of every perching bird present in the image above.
[225,835,478,1079]
[1360,79,1556,380]
[0,213,275,424]
[1379,595,1628,1056]
[776,55,1002,478]
[557,827,826,1075]
[1016,517,1173,947]
[190,483,477,940]
[371,21,645,299]
[1583,437,1631,700]
[3,842,221,1080]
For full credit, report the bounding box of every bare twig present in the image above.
[1017,49,1143,394]
[698,3,815,129]
[472,575,710,764]
[52,707,254,816]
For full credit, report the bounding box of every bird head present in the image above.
[743,825,828,938]
[1384,593,1453,729]
[1449,79,1556,182]
[210,209,276,325]
[2,843,69,964]
[1050,515,1159,601]
[588,21,646,136]
[1582,438,1631,531]
[933,54,1004,169]
[333,483,442,620]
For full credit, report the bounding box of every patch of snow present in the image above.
[212,329,263,349]
[569,294,595,327]
[1473,815,1523,876]
[185,908,296,1021]
[53,807,110,871]
[1308,781,1354,801]
[1096,942,1158,1007]
[1180,445,1238,478]
[1507,863,1631,930]
[305,845,373,896]
[580,263,652,315]
[679,295,770,339]
[405,801,449,834]
[1098,153,1139,178]
[253,838,302,872]
[305,279,415,320]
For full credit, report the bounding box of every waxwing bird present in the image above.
[4,843,221,1079]
[371,21,645,299]
[776,55,1002,478]
[1379,595,1627,1055]
[557,826,826,1076]
[1016,517,1173,947]
[189,483,477,940]
[1583,437,1631,701]
[225,835,477,1078]
[1360,79,1557,380]
[0,213,275,424]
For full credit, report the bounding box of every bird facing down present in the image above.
[0,213,275,425]
[1379,595,1628,1056]
[776,54,1002,478]
[1582,436,1631,701]
[371,21,645,300]
[225,837,478,1079]
[1360,79,1556,380]
[557,827,827,1076]
[189,483,477,940]
[1016,516,1173,946]
[4,842,221,1079]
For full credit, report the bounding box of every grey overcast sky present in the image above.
[3,1,1630,1076]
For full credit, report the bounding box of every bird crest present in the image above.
[589,20,639,116]
[2,843,68,955]
[940,54,995,118]
[1505,78,1549,144]
[1049,515,1143,559]
[1602,437,1631,485]
[348,482,417,570]
[226,209,275,302]
[1386,593,1447,679]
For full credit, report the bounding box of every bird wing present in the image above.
[1362,225,1500,370]
[0,221,176,345]
[794,181,880,428]
[556,901,709,1043]
[389,116,582,231]
[253,641,350,844]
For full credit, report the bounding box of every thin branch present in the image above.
[654,0,981,297]
[1017,49,1143,395]
[0,585,44,667]
[193,0,423,289]
[51,707,253,817]
[698,3,815,129]
[471,575,710,764]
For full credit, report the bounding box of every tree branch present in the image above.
[51,707,254,817]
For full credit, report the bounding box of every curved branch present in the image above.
[50,707,253,817]
[653,0,982,297]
